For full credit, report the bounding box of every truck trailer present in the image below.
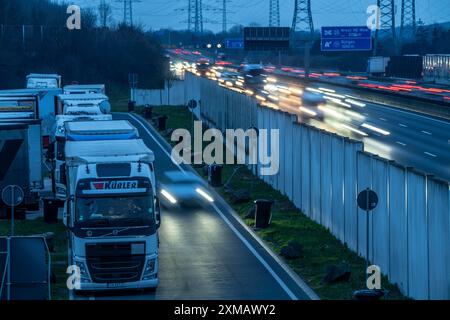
[0,88,62,148]
[63,84,106,95]
[62,139,160,291]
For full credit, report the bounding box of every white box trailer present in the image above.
[55,93,111,115]
[63,139,160,291]
[0,88,62,148]
[63,84,106,95]
[26,73,62,89]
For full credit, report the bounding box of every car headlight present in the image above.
[142,258,157,280]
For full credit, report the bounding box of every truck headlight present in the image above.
[142,258,157,280]
[75,261,91,283]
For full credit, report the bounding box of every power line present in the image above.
[292,0,314,34]
[401,0,416,39]
[116,0,141,26]
[269,0,280,27]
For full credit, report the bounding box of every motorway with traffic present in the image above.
[170,51,450,182]
[72,112,316,300]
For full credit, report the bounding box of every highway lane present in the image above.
[170,52,450,180]
[174,56,450,181]
[73,112,316,300]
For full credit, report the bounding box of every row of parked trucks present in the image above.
[0,74,160,292]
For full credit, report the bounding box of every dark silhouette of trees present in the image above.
[0,0,165,89]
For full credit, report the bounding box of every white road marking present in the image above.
[421,130,432,135]
[396,141,407,146]
[379,117,387,121]
[424,152,437,157]
[127,113,304,300]
[398,123,407,128]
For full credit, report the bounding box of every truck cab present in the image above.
[55,93,111,115]
[52,120,138,200]
[63,139,160,291]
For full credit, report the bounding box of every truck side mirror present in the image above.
[155,197,161,230]
[55,183,68,200]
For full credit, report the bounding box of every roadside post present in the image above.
[1,185,24,301]
[357,188,378,273]
[354,188,384,301]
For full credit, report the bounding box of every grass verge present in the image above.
[0,218,68,300]
[143,105,406,300]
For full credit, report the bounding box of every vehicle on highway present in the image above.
[51,120,138,200]
[159,171,214,207]
[218,71,240,87]
[63,139,161,292]
[196,58,211,76]
[240,64,266,90]
[26,73,62,89]
[300,91,327,119]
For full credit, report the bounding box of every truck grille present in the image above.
[86,242,145,283]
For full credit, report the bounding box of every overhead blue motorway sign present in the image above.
[321,26,372,51]
[225,39,244,50]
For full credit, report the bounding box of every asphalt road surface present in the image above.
[72,112,316,300]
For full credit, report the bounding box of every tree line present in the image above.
[0,0,166,89]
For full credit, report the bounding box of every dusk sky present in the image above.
[64,0,449,32]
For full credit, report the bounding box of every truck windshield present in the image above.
[76,196,154,227]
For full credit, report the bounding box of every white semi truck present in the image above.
[62,139,160,291]
[50,115,113,198]
[52,120,138,200]
[63,84,106,95]
[55,93,111,115]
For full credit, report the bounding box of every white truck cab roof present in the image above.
[65,120,136,135]
[65,139,155,165]
[63,84,105,95]
[58,93,108,105]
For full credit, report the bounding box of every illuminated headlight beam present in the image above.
[299,106,317,116]
[345,98,366,107]
[361,123,390,136]
[196,188,214,202]
[341,124,368,136]
[161,189,177,204]
[319,87,336,93]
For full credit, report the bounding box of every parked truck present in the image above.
[0,88,62,148]
[0,95,43,213]
[63,84,106,95]
[55,93,111,115]
[62,139,160,291]
[26,73,62,89]
[52,120,138,200]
